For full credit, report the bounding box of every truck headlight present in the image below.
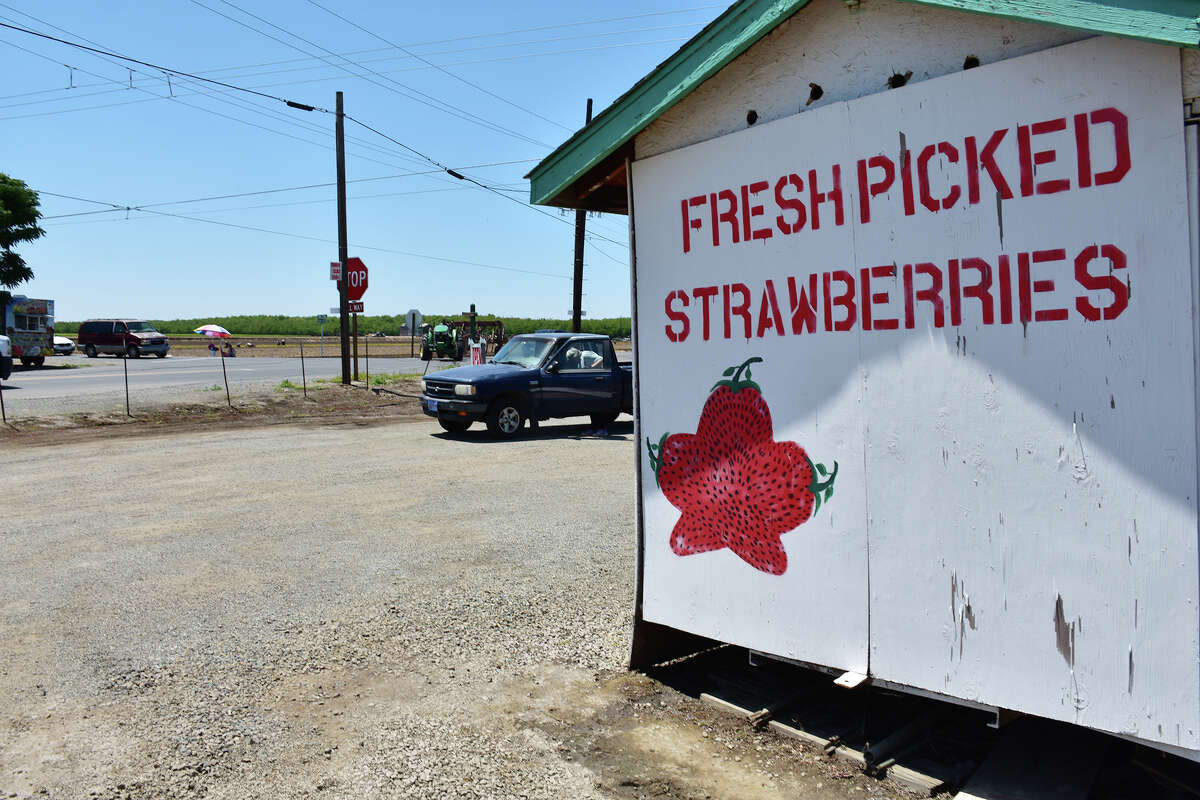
[420,379,427,393]
[454,384,476,396]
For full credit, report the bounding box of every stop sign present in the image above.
[343,257,368,301]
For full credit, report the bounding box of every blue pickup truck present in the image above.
[420,331,633,437]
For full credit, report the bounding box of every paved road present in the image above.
[0,354,446,417]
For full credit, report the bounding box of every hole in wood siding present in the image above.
[746,109,759,126]
[806,82,824,106]
[886,70,913,89]
[964,55,980,70]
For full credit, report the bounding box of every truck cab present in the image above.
[420,332,633,437]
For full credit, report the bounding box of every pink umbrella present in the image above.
[194,324,231,338]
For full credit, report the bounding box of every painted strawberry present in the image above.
[647,357,837,575]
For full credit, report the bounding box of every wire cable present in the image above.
[304,0,573,133]
[0,19,325,111]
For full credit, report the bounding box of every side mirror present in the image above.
[545,362,559,374]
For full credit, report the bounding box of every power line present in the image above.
[343,113,627,248]
[184,7,719,79]
[0,19,324,112]
[35,188,577,280]
[37,158,538,219]
[304,0,573,133]
[190,0,551,149]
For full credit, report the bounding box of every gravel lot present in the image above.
[1,411,912,800]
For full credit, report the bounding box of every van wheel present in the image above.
[155,351,167,358]
[486,397,525,438]
[32,356,44,367]
[20,357,31,367]
[84,344,97,358]
[126,345,140,359]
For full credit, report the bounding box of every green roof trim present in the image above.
[528,0,1200,211]
[906,0,1200,49]
[526,0,813,208]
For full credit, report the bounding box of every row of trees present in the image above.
[55,314,632,338]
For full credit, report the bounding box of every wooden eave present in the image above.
[527,0,1200,214]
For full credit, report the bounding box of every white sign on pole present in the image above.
[405,308,422,332]
[632,37,1196,751]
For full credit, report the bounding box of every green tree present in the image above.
[0,173,45,310]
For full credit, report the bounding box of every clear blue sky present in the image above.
[1,1,720,323]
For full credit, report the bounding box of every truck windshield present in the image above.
[491,336,556,368]
[125,321,158,332]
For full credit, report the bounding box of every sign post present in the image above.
[339,257,368,382]
[405,308,422,358]
[317,314,327,357]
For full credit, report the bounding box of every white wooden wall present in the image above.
[631,3,1200,759]
[637,0,1088,160]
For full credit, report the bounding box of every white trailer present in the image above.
[530,0,1200,763]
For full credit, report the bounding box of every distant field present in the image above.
[55,314,632,339]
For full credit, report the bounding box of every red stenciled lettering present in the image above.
[917,142,962,213]
[907,263,945,328]
[757,280,785,337]
[1074,113,1093,189]
[809,165,844,230]
[711,189,739,247]
[1018,252,1032,323]
[788,274,818,334]
[692,286,718,340]
[965,128,1014,204]
[1018,117,1070,196]
[900,149,916,216]
[664,290,690,342]
[724,283,752,339]
[1090,107,1131,186]
[1030,248,1069,321]
[742,180,773,242]
[957,257,994,325]
[775,174,806,235]
[998,254,1013,325]
[861,265,899,330]
[681,195,706,253]
[856,155,894,224]
[823,270,856,332]
[1075,244,1129,321]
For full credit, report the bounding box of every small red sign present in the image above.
[348,301,364,313]
[330,261,341,280]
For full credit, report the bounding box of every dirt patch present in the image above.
[0,378,428,448]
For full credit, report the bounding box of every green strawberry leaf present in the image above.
[722,366,737,377]
[825,485,834,502]
[816,463,828,477]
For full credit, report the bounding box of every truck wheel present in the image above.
[84,344,97,358]
[20,357,31,367]
[32,356,44,367]
[438,419,471,434]
[155,351,167,358]
[420,344,431,361]
[486,397,525,438]
[590,412,619,427]
[126,345,140,359]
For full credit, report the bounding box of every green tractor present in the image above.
[420,321,467,361]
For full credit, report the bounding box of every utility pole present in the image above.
[571,98,593,334]
[336,91,351,385]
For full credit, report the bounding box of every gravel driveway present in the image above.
[1,416,908,800]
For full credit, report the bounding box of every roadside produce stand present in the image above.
[529,0,1200,762]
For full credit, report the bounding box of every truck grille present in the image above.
[425,381,456,397]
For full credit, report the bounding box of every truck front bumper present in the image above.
[420,395,487,422]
